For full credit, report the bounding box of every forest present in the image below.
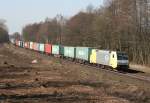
[0,19,9,43]
[21,0,150,66]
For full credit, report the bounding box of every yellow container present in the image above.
[90,49,97,64]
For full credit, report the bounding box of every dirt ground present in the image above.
[0,44,150,103]
[130,64,150,73]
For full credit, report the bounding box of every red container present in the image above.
[45,44,52,54]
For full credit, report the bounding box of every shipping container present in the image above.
[27,42,30,49]
[24,42,28,48]
[18,41,21,47]
[29,42,33,49]
[39,43,45,52]
[18,41,20,46]
[32,42,35,50]
[10,39,15,44]
[15,40,19,46]
[76,47,92,61]
[35,43,40,51]
[20,41,23,47]
[52,45,64,55]
[22,41,25,48]
[45,44,52,54]
[64,46,76,58]
[33,42,37,50]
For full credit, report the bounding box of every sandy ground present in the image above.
[0,44,150,103]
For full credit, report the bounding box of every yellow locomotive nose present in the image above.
[109,51,117,69]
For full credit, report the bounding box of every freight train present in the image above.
[13,40,129,69]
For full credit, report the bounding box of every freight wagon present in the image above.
[33,42,39,51]
[27,42,30,49]
[52,45,64,56]
[18,41,21,47]
[29,42,34,50]
[24,42,28,48]
[15,40,19,46]
[45,44,52,54]
[76,47,92,62]
[33,42,36,51]
[64,46,76,59]
[39,43,45,52]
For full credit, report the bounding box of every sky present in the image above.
[0,0,103,34]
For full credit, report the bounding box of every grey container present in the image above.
[96,50,110,66]
[76,47,92,61]
[64,46,76,58]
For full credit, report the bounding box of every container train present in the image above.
[13,40,129,69]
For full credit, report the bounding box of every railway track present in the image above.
[59,57,150,83]
[89,65,150,82]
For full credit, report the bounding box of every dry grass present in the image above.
[130,63,150,73]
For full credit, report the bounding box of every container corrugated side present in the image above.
[64,46,76,58]
[39,43,45,52]
[45,44,52,54]
[52,45,59,55]
[52,45,64,55]
[30,42,33,49]
[76,47,92,61]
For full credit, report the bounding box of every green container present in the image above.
[76,47,92,61]
[64,46,76,58]
[52,45,64,55]
[22,41,25,48]
[39,43,45,52]
[19,41,24,48]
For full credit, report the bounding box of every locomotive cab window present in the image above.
[113,54,115,58]
[117,52,128,60]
